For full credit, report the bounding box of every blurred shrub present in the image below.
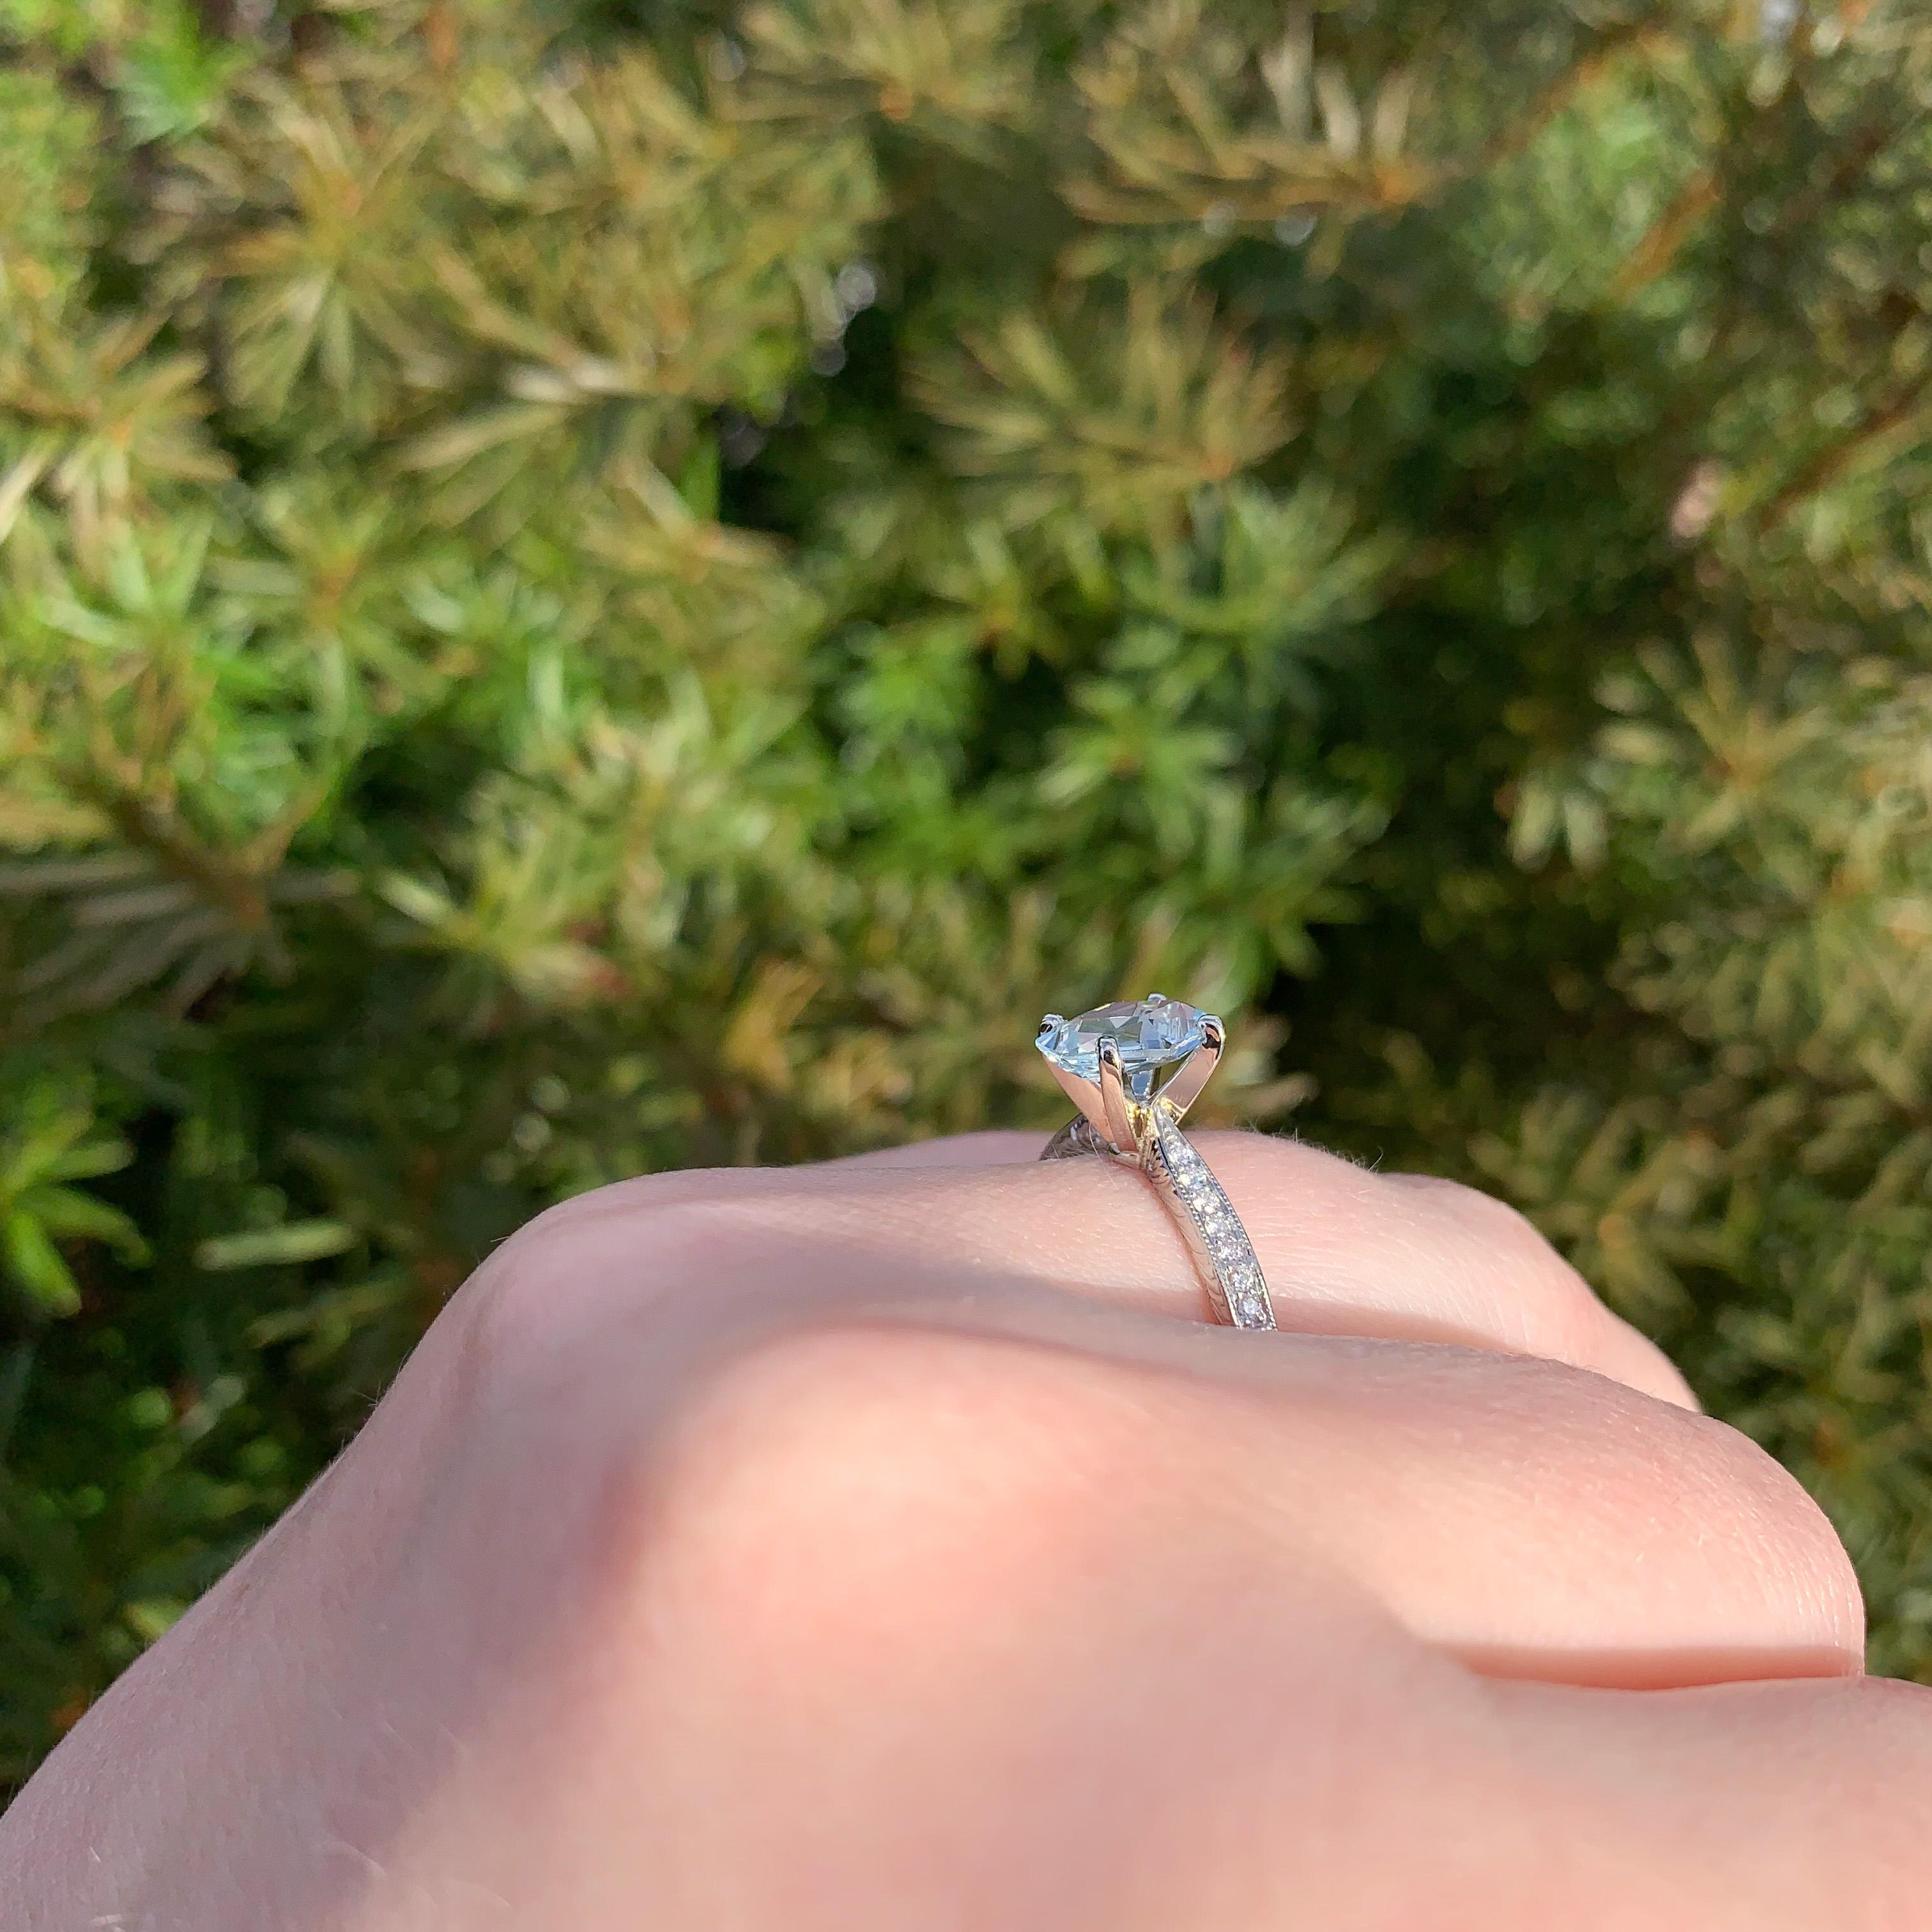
[5,0,1932,1781]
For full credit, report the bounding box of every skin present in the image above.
[4,1130,1929,1929]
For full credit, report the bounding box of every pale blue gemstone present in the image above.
[1036,996,1206,1098]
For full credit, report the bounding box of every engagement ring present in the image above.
[1037,995,1276,1330]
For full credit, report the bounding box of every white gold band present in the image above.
[1040,1107,1276,1330]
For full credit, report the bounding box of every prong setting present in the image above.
[1094,1035,1139,1152]
[1151,1012,1222,1123]
[1043,1057,1109,1140]
[1035,994,1220,1135]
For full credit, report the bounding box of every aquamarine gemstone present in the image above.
[1036,995,1206,1098]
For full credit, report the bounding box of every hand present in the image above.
[5,1133,1926,1929]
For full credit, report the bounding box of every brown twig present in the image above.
[1753,361,1932,536]
[77,783,275,933]
[1482,13,1673,169]
[1608,166,1721,303]
[1763,118,1895,245]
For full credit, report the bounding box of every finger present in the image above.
[1192,1333,1860,1685]
[1470,1673,1932,1925]
[1022,1131,1696,1404]
[540,1133,1690,1407]
[960,1315,1858,1687]
[1199,1134,1693,1406]
[473,1216,1862,1689]
[818,1131,1043,1170]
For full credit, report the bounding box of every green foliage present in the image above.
[5,0,1932,1781]
[0,1069,148,1318]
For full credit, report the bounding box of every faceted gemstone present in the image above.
[1036,995,1207,1098]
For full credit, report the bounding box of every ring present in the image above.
[1036,995,1276,1331]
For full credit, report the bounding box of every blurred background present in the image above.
[4,0,1932,1789]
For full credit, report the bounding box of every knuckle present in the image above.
[1529,1359,1866,1648]
[1676,1412,1866,1636]
[622,1322,1148,1675]
[448,1178,756,1394]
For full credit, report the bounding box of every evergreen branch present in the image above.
[1753,357,1932,537]
[61,783,272,935]
[1607,166,1720,304]
[12,0,1932,1777]
[1758,116,1899,247]
[1480,12,1673,169]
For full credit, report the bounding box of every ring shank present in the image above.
[1041,1109,1276,1330]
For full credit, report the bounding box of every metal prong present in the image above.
[1044,1058,1114,1146]
[1094,1036,1139,1153]
[1154,1013,1222,1123]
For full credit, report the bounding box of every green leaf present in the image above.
[193,1221,358,1271]
[677,433,722,522]
[42,1136,135,1186]
[3,1209,81,1317]
[24,1185,149,1263]
[122,1598,188,1644]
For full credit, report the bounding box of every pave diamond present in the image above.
[1036,995,1208,1100]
